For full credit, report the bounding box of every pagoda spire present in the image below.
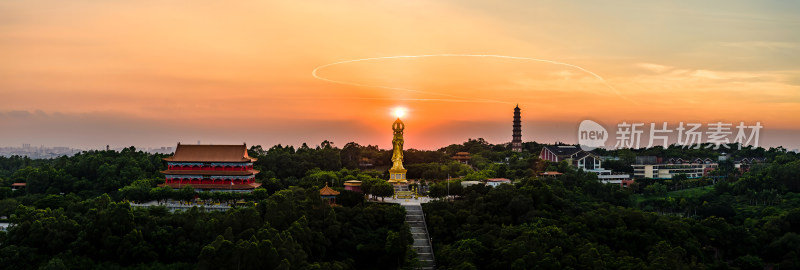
[512,105,522,152]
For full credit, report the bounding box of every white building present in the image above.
[486,178,511,187]
[461,181,481,187]
[587,169,632,184]
[540,145,631,185]
[632,158,717,179]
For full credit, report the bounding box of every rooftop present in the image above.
[161,170,259,176]
[542,145,583,157]
[540,171,563,176]
[319,183,340,196]
[344,180,362,186]
[452,152,471,160]
[163,144,256,163]
[573,151,600,161]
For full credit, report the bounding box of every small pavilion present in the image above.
[319,183,340,205]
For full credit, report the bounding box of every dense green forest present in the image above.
[421,146,800,269]
[424,172,800,269]
[0,147,413,269]
[2,189,411,269]
[1,140,799,269]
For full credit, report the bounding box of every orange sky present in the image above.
[1,1,799,150]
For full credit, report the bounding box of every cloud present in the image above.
[689,69,767,81]
[636,63,672,73]
[632,63,780,83]
[719,41,800,50]
[4,110,32,118]
[780,73,800,86]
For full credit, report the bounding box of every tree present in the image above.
[252,188,269,201]
[337,190,364,207]
[385,230,407,267]
[647,241,688,270]
[178,186,196,203]
[439,239,486,269]
[428,182,445,199]
[341,142,363,169]
[371,182,394,202]
[0,198,18,217]
[149,187,174,204]
[644,183,667,196]
[118,179,155,203]
[428,180,463,199]
[302,170,339,188]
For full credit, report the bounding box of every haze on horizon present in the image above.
[1,1,799,151]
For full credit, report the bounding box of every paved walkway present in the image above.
[382,196,433,205]
[404,204,435,269]
[384,197,435,270]
[129,201,232,212]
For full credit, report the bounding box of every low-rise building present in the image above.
[11,183,26,191]
[486,178,511,187]
[460,181,481,187]
[539,171,563,177]
[587,168,632,184]
[358,157,374,168]
[632,162,717,179]
[539,145,583,163]
[344,180,362,193]
[540,145,603,170]
[734,157,766,173]
[540,145,631,185]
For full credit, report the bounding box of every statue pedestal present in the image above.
[388,168,409,195]
[387,168,407,183]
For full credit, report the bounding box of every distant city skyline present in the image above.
[2,1,799,151]
[2,117,798,153]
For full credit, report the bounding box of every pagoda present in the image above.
[159,143,261,191]
[512,105,522,152]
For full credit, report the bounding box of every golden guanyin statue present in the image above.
[388,117,407,182]
[391,118,405,170]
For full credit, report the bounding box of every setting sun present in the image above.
[394,107,406,119]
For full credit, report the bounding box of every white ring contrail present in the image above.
[312,54,634,104]
[272,96,494,103]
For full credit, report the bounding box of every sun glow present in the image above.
[394,107,406,118]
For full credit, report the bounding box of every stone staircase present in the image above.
[403,204,435,270]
